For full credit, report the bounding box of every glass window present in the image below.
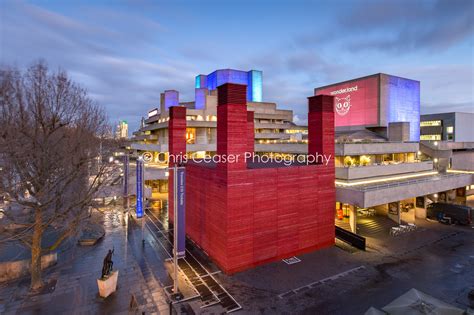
[420,120,442,127]
[420,134,441,140]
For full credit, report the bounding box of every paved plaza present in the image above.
[1,206,473,314]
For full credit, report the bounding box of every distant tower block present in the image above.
[195,88,208,110]
[195,69,263,102]
[160,90,179,112]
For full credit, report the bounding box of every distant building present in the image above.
[115,120,128,139]
[420,112,474,142]
[314,73,421,141]
[128,70,473,246]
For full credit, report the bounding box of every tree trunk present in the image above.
[30,209,43,290]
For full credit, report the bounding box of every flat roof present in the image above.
[314,73,420,91]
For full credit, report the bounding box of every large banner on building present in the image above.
[136,159,144,218]
[177,167,186,258]
[315,75,379,127]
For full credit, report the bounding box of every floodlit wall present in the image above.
[169,84,335,274]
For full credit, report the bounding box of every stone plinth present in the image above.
[97,270,118,298]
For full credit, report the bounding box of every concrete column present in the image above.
[349,205,357,233]
[196,128,208,144]
[387,202,401,225]
[415,196,427,219]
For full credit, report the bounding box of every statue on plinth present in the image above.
[101,248,114,279]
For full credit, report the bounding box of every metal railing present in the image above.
[335,226,366,250]
[337,172,470,192]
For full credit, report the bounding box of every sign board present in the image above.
[148,108,158,118]
[176,167,186,258]
[136,159,144,218]
[315,76,379,127]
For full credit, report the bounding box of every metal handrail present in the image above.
[337,172,469,191]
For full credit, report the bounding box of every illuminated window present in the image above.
[420,135,441,140]
[186,128,196,144]
[446,126,453,133]
[420,120,441,127]
[285,129,308,134]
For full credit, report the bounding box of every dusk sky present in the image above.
[1,0,473,131]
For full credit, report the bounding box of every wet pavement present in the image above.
[1,204,473,314]
[214,220,474,314]
[0,207,170,315]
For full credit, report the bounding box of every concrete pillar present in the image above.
[196,128,208,144]
[307,95,335,166]
[388,202,401,225]
[216,83,248,171]
[349,205,357,233]
[168,106,187,223]
[415,196,427,219]
[445,189,456,203]
[388,122,410,142]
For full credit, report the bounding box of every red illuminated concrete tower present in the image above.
[168,106,187,223]
[169,83,336,274]
[308,95,335,167]
[216,83,248,171]
[247,111,255,154]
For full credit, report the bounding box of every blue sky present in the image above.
[1,0,473,131]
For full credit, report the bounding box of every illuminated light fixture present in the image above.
[165,171,169,177]
[108,156,114,163]
[447,169,474,174]
[434,158,438,163]
[434,141,438,146]
[417,151,422,155]
[434,193,438,198]
[335,171,438,187]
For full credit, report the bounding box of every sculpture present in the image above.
[101,248,114,279]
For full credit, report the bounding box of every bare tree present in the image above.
[0,61,118,290]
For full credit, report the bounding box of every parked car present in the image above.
[426,202,473,225]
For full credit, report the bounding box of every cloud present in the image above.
[342,0,474,53]
[0,1,198,131]
[1,0,472,135]
[293,114,308,126]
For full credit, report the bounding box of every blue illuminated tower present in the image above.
[195,69,263,102]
